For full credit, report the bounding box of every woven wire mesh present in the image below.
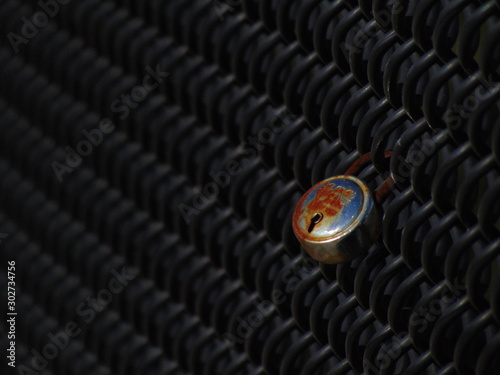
[0,0,500,374]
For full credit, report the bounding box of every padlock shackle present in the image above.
[345,151,394,204]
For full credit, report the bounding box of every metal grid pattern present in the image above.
[0,0,499,374]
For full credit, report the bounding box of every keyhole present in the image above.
[308,213,323,233]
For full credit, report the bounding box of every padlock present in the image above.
[292,152,394,264]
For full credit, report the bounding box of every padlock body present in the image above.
[293,176,381,264]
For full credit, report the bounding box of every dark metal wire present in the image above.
[0,0,500,374]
